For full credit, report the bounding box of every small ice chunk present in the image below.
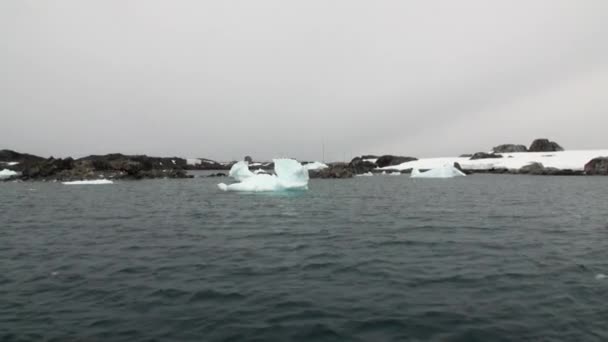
[411,165,466,179]
[596,274,607,280]
[390,172,401,176]
[62,179,114,185]
[357,172,374,177]
[0,169,18,179]
[187,158,202,166]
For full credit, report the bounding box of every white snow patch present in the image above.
[62,179,114,185]
[187,158,202,166]
[218,159,308,192]
[364,158,378,164]
[411,165,466,179]
[0,169,18,179]
[380,150,608,172]
[7,162,19,166]
[303,161,328,171]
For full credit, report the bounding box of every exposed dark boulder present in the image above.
[529,139,564,152]
[492,144,528,153]
[20,157,74,179]
[244,156,253,163]
[459,154,473,158]
[453,162,473,175]
[518,162,583,176]
[206,172,227,177]
[309,163,353,179]
[518,162,545,175]
[470,152,503,160]
[375,155,417,168]
[585,157,608,175]
[349,157,377,174]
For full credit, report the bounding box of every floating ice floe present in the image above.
[218,159,309,192]
[303,161,328,171]
[357,172,374,177]
[0,169,18,179]
[411,165,466,179]
[390,172,402,176]
[62,179,114,185]
[596,274,607,280]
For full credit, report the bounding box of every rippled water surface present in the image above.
[2,175,608,341]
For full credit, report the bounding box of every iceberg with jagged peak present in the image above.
[411,165,466,179]
[218,159,309,192]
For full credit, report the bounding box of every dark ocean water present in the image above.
[1,174,608,342]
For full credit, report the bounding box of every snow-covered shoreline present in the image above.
[379,150,608,172]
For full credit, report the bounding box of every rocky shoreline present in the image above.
[2,139,608,182]
[310,139,608,178]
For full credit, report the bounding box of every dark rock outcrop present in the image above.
[309,163,354,179]
[13,153,194,181]
[518,162,545,175]
[584,157,608,175]
[529,139,564,152]
[375,155,417,168]
[185,158,229,170]
[470,152,503,160]
[492,144,528,153]
[206,172,227,177]
[19,157,74,179]
[518,162,583,176]
[0,149,44,164]
[348,157,377,174]
[453,162,473,175]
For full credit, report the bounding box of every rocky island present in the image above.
[2,138,608,182]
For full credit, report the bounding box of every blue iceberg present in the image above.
[218,159,309,192]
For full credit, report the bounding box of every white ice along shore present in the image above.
[0,169,18,179]
[218,159,309,192]
[302,161,328,171]
[411,165,466,178]
[379,150,608,172]
[62,179,114,185]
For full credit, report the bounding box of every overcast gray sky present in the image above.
[1,0,607,161]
